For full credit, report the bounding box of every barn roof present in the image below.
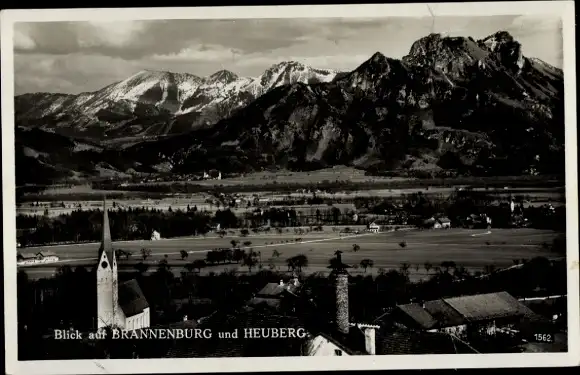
[442,292,537,322]
[396,303,438,329]
[423,299,467,327]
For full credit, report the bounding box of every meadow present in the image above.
[19,227,564,282]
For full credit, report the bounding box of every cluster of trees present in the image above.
[17,207,229,246]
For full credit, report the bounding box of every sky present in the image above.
[13,15,562,95]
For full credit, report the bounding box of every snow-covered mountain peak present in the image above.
[206,70,239,85]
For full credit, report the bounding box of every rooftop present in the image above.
[255,282,297,298]
[396,303,438,330]
[443,291,538,322]
[423,299,466,327]
[119,279,149,318]
[394,292,542,330]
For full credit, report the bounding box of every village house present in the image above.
[203,170,222,180]
[247,276,301,312]
[150,230,161,241]
[17,250,59,265]
[422,216,452,229]
[368,222,382,233]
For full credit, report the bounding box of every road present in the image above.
[17,228,563,280]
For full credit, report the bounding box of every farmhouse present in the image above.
[368,222,381,233]
[422,216,452,229]
[391,292,542,336]
[151,230,161,241]
[203,169,222,180]
[17,250,59,265]
[247,276,300,312]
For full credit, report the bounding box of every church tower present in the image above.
[96,197,119,329]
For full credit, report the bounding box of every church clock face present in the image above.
[101,261,109,269]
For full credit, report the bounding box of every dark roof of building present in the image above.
[423,299,467,327]
[247,297,282,309]
[437,217,451,223]
[396,303,438,329]
[256,283,293,297]
[443,292,538,322]
[164,311,307,358]
[377,328,477,355]
[119,279,149,318]
[392,292,541,330]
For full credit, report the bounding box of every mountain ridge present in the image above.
[15,31,565,184]
[15,61,341,138]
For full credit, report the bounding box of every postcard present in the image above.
[2,1,578,374]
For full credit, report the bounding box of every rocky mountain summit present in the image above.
[15,62,339,139]
[125,31,563,177]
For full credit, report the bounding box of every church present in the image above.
[97,198,150,331]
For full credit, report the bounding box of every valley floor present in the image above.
[18,227,563,281]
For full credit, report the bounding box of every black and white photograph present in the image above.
[2,1,578,374]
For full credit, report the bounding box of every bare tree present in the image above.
[141,248,152,261]
[360,259,374,273]
[192,259,207,273]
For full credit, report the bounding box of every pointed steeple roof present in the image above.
[98,196,114,264]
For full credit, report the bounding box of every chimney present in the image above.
[363,327,376,355]
[335,272,349,334]
[351,323,379,355]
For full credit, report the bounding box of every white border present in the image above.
[2,1,578,374]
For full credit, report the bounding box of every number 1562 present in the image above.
[533,333,553,342]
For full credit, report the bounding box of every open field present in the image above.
[17,228,564,281]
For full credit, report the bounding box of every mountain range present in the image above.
[15,31,565,185]
[15,61,338,139]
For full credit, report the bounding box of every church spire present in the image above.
[98,196,114,263]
